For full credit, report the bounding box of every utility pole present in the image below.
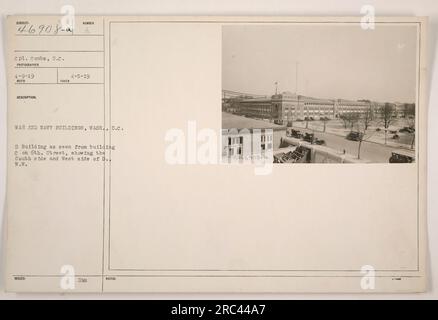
[295,62,299,95]
[296,61,300,123]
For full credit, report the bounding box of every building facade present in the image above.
[221,128,276,161]
[222,91,395,123]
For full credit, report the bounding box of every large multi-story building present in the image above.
[222,91,396,123]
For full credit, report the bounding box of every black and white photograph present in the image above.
[222,24,418,164]
[0,7,433,298]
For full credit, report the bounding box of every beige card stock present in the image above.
[4,16,428,292]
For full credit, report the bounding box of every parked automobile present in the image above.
[399,127,415,134]
[346,131,363,141]
[290,129,303,139]
[389,149,415,163]
[314,138,326,145]
[393,134,400,139]
[389,130,397,134]
[303,132,314,143]
[376,128,381,132]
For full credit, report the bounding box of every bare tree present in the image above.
[321,116,330,132]
[340,114,349,129]
[286,107,293,128]
[304,102,312,129]
[380,103,396,145]
[404,103,415,149]
[340,112,359,130]
[350,113,360,130]
[356,130,365,160]
[362,106,373,130]
[403,103,415,118]
[354,114,377,160]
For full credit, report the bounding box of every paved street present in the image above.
[292,119,415,147]
[288,126,410,163]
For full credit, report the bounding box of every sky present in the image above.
[222,24,418,103]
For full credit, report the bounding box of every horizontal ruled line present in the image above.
[14,50,103,52]
[15,34,103,37]
[15,82,104,85]
[15,66,104,69]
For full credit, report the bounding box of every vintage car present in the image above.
[303,132,314,143]
[389,149,415,163]
[314,138,326,145]
[290,129,303,139]
[346,131,363,141]
[399,127,415,134]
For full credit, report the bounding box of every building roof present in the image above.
[392,148,415,158]
[223,90,410,106]
[222,112,286,130]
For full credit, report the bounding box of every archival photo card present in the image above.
[222,24,418,164]
[5,16,427,293]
